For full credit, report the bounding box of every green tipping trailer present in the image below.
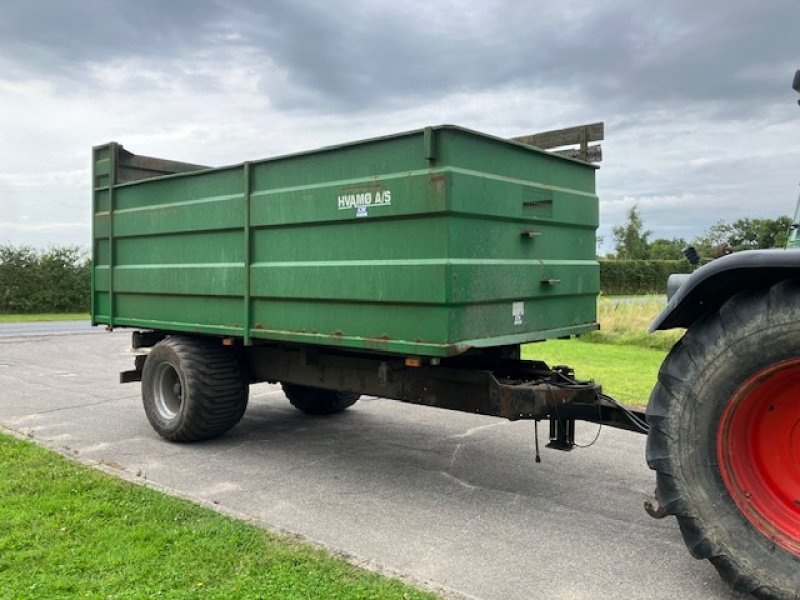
[92,125,599,357]
[96,124,644,450]
[95,125,641,445]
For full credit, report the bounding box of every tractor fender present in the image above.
[649,249,800,331]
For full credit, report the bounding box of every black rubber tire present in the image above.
[281,383,359,415]
[646,279,800,599]
[141,336,248,442]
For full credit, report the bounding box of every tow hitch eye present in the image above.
[644,488,668,519]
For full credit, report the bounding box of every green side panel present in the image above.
[91,126,599,356]
[249,301,451,355]
[114,294,245,334]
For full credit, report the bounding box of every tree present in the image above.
[691,220,732,257]
[726,217,792,250]
[612,205,651,259]
[693,217,791,255]
[649,237,688,260]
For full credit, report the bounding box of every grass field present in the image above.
[582,296,683,351]
[521,297,680,406]
[0,313,89,323]
[0,433,437,600]
[522,339,667,406]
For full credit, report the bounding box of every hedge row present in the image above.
[0,246,91,313]
[599,259,692,295]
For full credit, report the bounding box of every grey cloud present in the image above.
[0,0,218,66]
[2,0,798,113]
[231,0,800,112]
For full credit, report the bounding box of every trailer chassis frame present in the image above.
[122,332,647,447]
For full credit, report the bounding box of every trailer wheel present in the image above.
[646,279,800,599]
[281,383,359,415]
[142,336,248,442]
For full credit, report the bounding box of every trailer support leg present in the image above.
[547,417,575,451]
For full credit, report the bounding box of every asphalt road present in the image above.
[0,323,737,600]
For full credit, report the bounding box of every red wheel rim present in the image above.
[717,358,800,557]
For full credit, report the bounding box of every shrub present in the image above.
[0,246,90,313]
[599,259,692,295]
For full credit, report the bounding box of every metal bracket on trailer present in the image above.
[120,354,147,383]
[119,330,164,383]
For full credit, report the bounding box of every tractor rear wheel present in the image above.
[646,279,800,599]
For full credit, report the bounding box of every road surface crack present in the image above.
[28,397,122,415]
[449,421,508,440]
[439,442,480,491]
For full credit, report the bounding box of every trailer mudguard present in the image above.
[649,249,800,331]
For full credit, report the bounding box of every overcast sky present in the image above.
[1,0,799,253]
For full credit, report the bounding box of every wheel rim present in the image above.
[152,362,183,420]
[717,358,800,556]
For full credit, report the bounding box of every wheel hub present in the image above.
[153,362,183,420]
[717,358,800,557]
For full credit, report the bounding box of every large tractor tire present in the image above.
[647,279,800,599]
[282,383,359,415]
[142,336,248,442]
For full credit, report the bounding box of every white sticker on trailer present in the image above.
[337,190,392,211]
[513,301,524,325]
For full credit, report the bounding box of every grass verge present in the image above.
[581,297,683,351]
[0,433,437,600]
[522,339,668,406]
[0,313,89,323]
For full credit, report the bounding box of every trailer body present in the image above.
[92,126,599,357]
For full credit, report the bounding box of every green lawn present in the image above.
[0,313,89,323]
[0,434,437,600]
[522,339,669,406]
